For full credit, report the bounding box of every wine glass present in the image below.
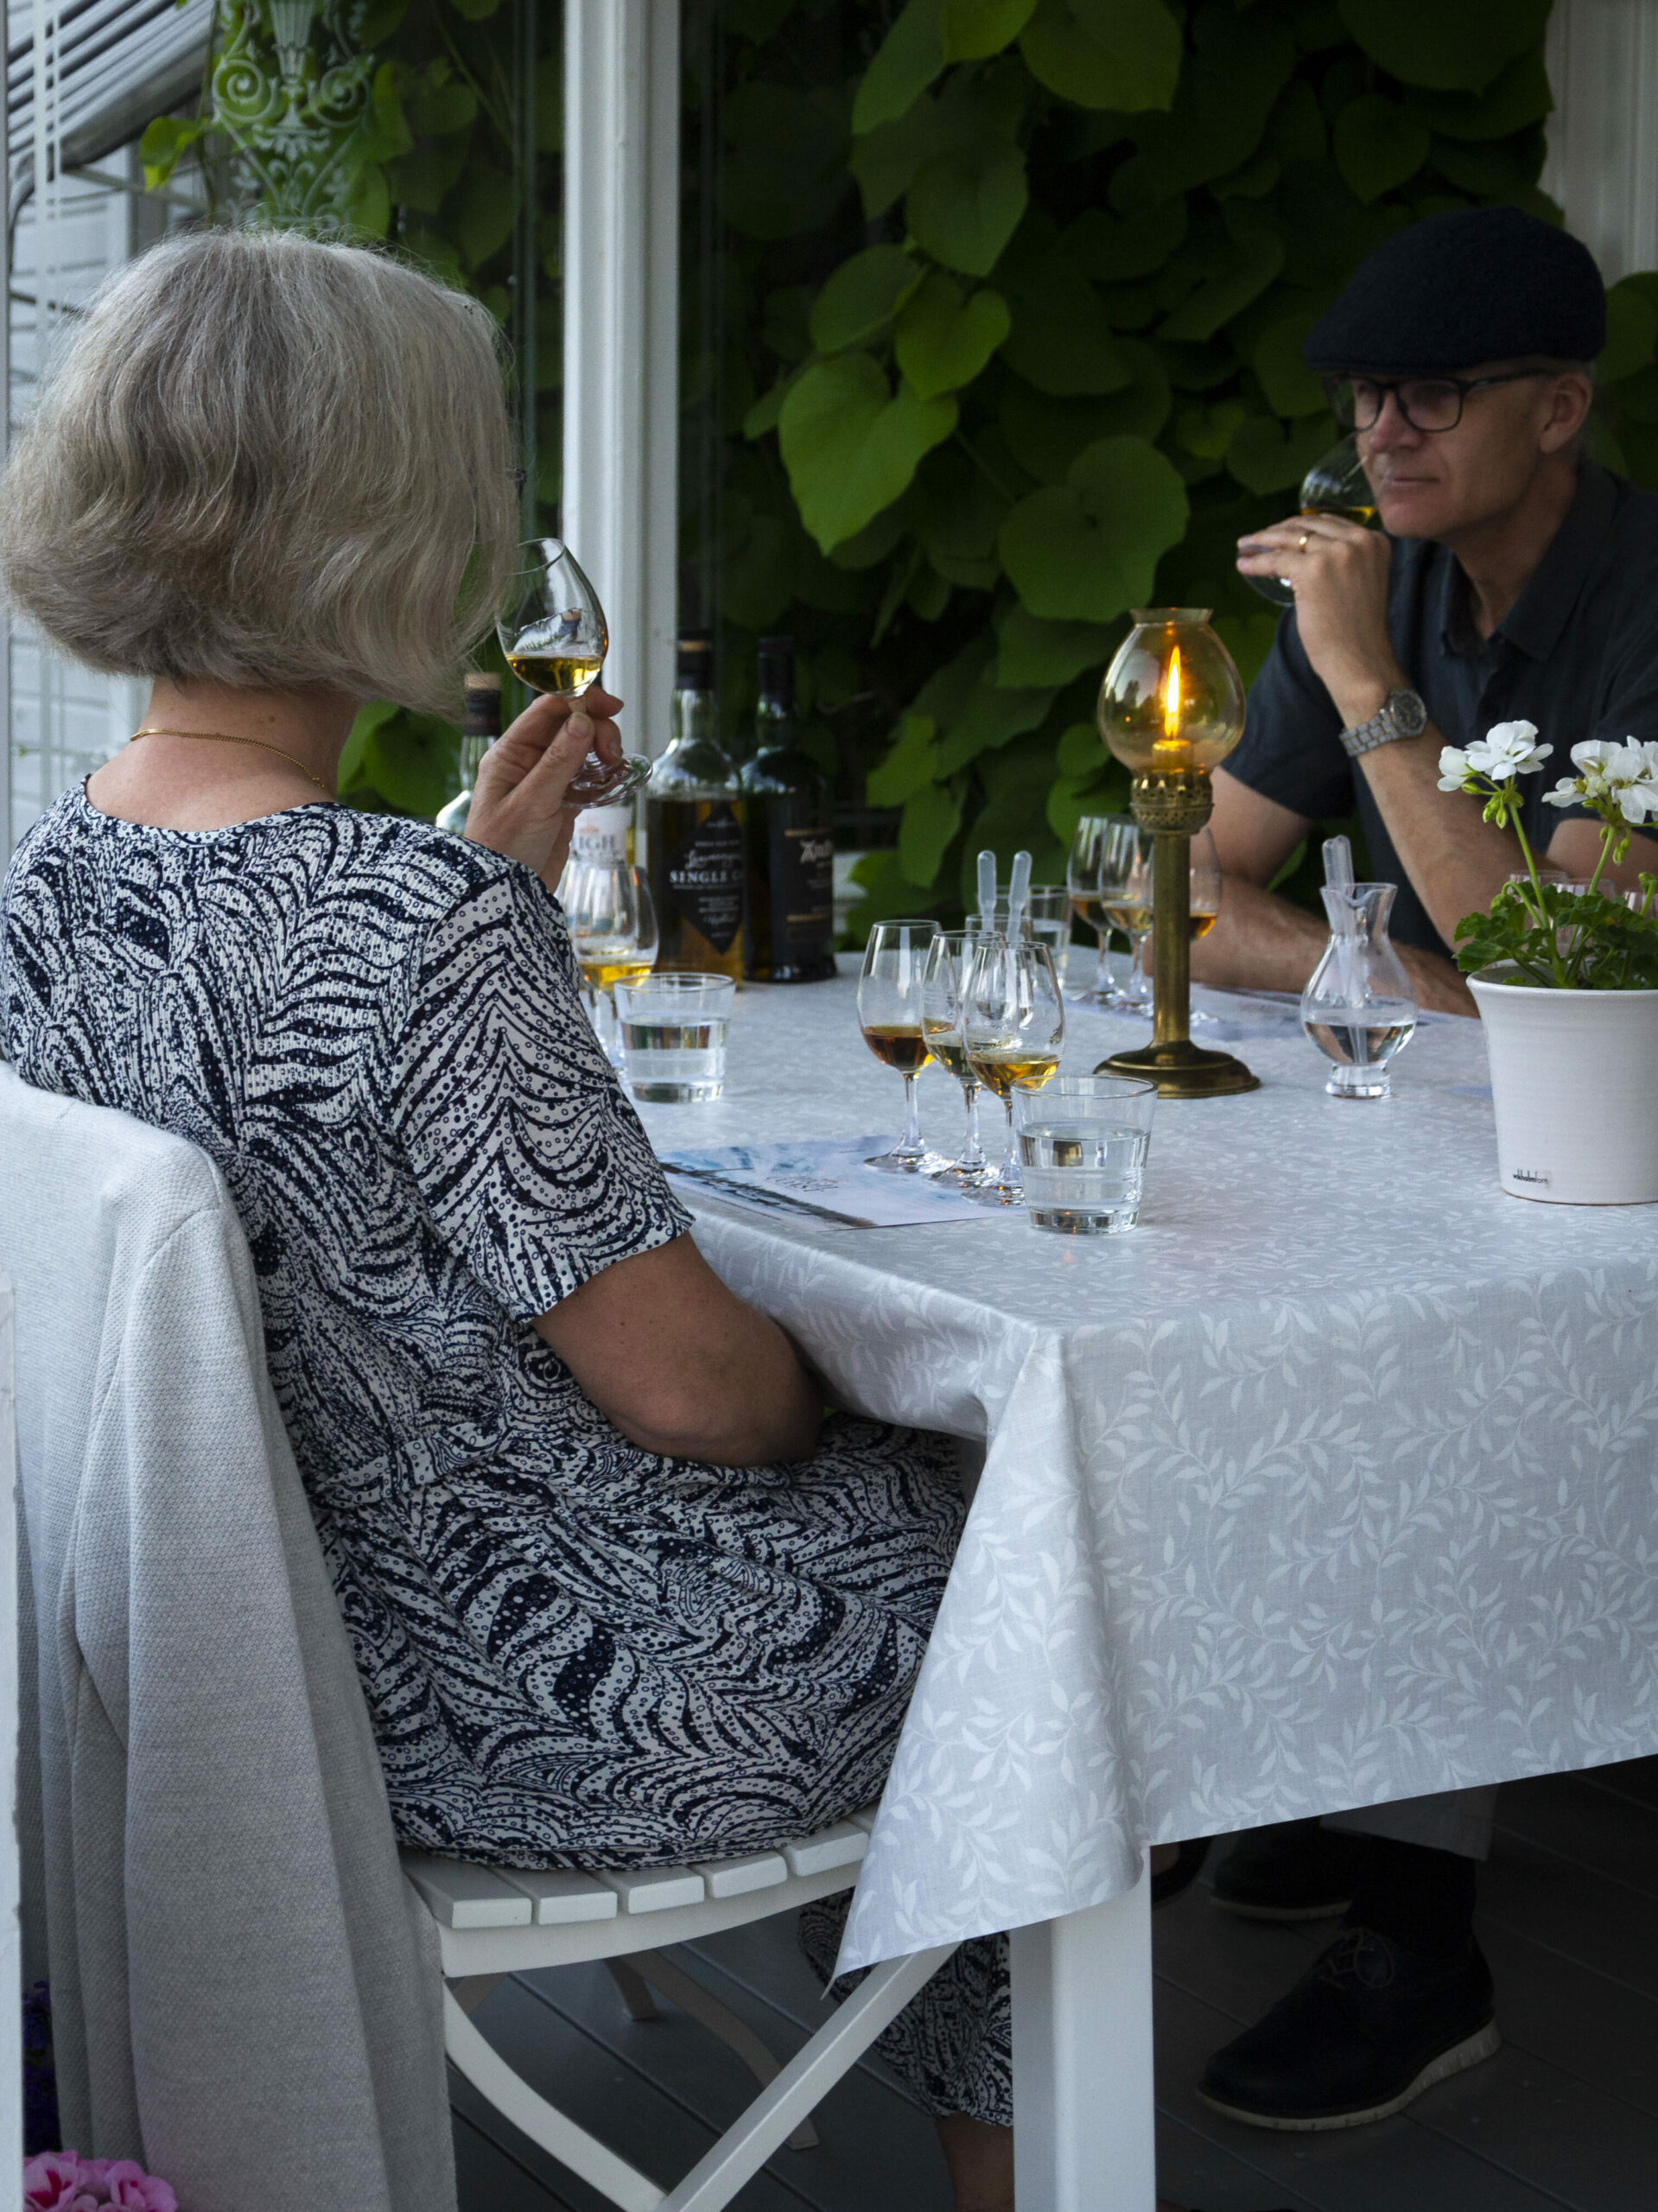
[565,861,658,1065]
[497,538,651,803]
[859,919,943,1172]
[1246,435,1378,607]
[921,931,991,1188]
[1098,816,1155,1014]
[962,936,1064,1205]
[1186,825,1223,1027]
[1066,817,1120,1004]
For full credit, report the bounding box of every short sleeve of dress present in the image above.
[387,856,693,1319]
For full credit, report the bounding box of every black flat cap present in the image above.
[1303,207,1606,377]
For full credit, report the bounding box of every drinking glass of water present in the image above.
[1012,1074,1158,1235]
[616,972,734,1102]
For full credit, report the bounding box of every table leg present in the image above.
[1011,1865,1155,2212]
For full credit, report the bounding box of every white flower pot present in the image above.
[1469,973,1658,1204]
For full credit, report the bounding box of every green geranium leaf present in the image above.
[1336,0,1549,92]
[810,246,924,353]
[897,275,1012,399]
[907,137,1028,277]
[941,0,1037,59]
[1001,250,1132,395]
[1227,410,1341,494]
[867,712,940,805]
[996,609,1118,688]
[1332,93,1431,202]
[1020,0,1181,113]
[1066,200,1187,283]
[899,780,964,887]
[780,355,958,554]
[1254,309,1330,417]
[999,434,1188,622]
[1602,283,1658,384]
[853,0,946,136]
[1407,48,1552,140]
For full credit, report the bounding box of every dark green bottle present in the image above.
[740,635,836,983]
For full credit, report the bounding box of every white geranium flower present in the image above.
[1542,777,1582,809]
[1559,737,1658,821]
[1437,744,1471,791]
[1465,720,1551,780]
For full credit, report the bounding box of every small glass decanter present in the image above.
[1300,838,1417,1099]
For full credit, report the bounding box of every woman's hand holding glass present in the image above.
[859,920,943,1173]
[920,932,990,1189]
[466,685,627,891]
[962,937,1064,1205]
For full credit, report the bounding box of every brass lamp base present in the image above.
[1097,1036,1261,1099]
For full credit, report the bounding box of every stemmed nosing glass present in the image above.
[920,931,994,1189]
[859,919,947,1173]
[1097,815,1156,1014]
[1066,816,1121,1006]
[962,934,1065,1206]
[562,849,658,1066]
[496,537,652,804]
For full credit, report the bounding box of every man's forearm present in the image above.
[1192,876,1476,1014]
[1354,730,1528,949]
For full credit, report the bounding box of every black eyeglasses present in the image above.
[1324,370,1551,435]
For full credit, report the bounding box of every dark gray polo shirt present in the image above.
[1227,462,1658,958]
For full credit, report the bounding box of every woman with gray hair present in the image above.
[0,227,1027,2212]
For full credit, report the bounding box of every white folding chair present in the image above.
[403,1807,956,2212]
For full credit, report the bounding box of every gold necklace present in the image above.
[131,728,333,795]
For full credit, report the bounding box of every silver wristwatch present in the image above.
[1340,687,1428,758]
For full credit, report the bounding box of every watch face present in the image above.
[1390,690,1428,737]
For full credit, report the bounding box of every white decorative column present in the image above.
[0,1282,20,2184]
[562,0,681,757]
[1543,0,1658,283]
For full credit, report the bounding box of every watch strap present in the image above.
[1340,689,1427,759]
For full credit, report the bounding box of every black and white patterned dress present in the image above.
[2,786,1009,2125]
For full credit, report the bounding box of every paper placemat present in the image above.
[660,1137,1003,1230]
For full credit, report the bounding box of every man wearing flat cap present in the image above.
[1189,206,1658,2133]
[1196,203,1658,1016]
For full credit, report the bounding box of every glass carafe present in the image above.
[1300,882,1417,1098]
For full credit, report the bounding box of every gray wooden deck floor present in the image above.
[454,1758,1658,2210]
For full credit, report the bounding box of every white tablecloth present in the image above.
[634,968,1658,1973]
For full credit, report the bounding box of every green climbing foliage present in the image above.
[677,0,1658,941]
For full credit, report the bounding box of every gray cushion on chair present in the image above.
[0,1065,454,2212]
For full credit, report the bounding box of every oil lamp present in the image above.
[1095,608,1259,1097]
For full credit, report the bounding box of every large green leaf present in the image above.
[867,713,939,806]
[1001,249,1132,394]
[941,0,1037,59]
[1066,199,1187,283]
[1332,94,1431,201]
[1156,213,1284,341]
[999,435,1188,621]
[360,711,460,817]
[451,167,515,269]
[726,83,849,239]
[1602,283,1658,385]
[899,780,965,886]
[779,355,958,553]
[1000,343,1171,479]
[810,246,924,353]
[849,98,937,219]
[914,446,1006,575]
[1020,0,1181,113]
[1406,49,1552,140]
[1111,3,1296,207]
[897,276,1012,398]
[907,137,1028,277]
[1226,410,1341,495]
[1336,0,1549,93]
[995,608,1119,687]
[1254,310,1329,418]
[932,674,1055,774]
[853,0,946,135]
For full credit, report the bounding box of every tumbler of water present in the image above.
[1299,880,1417,1098]
[616,972,734,1102]
[1012,1073,1159,1235]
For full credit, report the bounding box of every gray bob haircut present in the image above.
[0,227,518,717]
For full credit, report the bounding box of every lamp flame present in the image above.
[1162,646,1182,741]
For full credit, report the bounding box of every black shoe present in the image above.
[1210,1818,1367,1922]
[1198,1926,1500,2130]
[1153,1837,1211,1909]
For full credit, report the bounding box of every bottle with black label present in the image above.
[644,634,746,982]
[740,635,836,983]
[435,671,502,836]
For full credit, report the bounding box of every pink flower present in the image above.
[103,2167,177,2212]
[25,2152,91,2210]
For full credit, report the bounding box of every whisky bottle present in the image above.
[435,671,502,836]
[740,635,835,983]
[644,635,746,982]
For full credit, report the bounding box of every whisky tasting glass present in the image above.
[1097,815,1155,1013]
[565,858,658,1065]
[1185,824,1223,1028]
[859,919,943,1173]
[1247,434,1378,608]
[962,936,1064,1206]
[1066,817,1119,1004]
[921,931,991,1189]
[497,537,651,802]
[1299,880,1417,1099]
[1013,1073,1158,1236]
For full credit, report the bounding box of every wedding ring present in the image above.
[1298,530,1310,552]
